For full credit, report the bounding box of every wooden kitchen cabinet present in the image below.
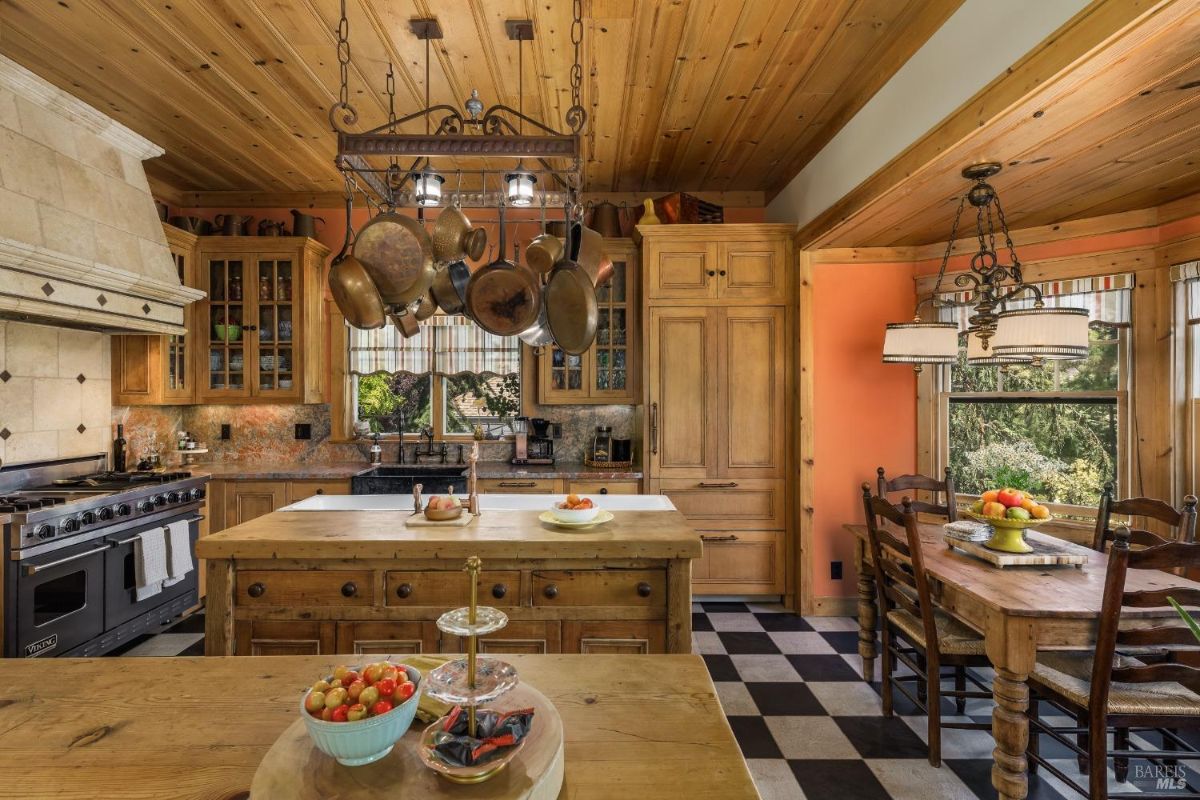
[449,621,562,655]
[335,621,441,656]
[198,237,328,404]
[562,621,666,655]
[641,224,793,598]
[537,238,640,404]
[111,225,198,405]
[235,619,336,656]
[287,480,351,502]
[567,479,640,495]
[223,481,289,528]
[476,478,563,494]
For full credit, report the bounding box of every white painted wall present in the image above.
[766,0,1090,228]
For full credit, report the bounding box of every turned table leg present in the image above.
[204,559,235,656]
[855,539,878,682]
[986,614,1036,800]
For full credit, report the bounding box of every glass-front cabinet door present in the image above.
[255,257,297,397]
[538,239,639,404]
[162,227,196,402]
[206,256,247,397]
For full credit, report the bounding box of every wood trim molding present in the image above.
[810,596,857,617]
[795,247,816,615]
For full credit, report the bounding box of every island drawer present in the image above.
[567,480,640,495]
[477,478,562,494]
[385,570,521,607]
[532,569,665,607]
[235,570,374,607]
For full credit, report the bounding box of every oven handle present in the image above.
[110,515,205,547]
[23,542,108,576]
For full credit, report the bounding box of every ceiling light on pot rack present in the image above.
[412,169,445,207]
[881,162,1090,370]
[505,168,537,206]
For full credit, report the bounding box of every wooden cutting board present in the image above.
[404,513,476,527]
[945,533,1090,569]
[251,682,563,799]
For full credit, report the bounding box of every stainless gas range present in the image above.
[1,454,209,658]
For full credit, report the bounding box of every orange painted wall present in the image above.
[811,261,918,598]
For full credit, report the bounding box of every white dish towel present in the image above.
[134,527,168,601]
[162,520,193,587]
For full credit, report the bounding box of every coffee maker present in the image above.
[511,417,557,465]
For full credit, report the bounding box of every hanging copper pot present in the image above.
[432,204,487,263]
[327,198,386,330]
[353,211,435,307]
[544,218,598,355]
[464,203,541,336]
[430,260,472,316]
[388,307,421,338]
[413,292,437,321]
[575,225,612,288]
[588,200,626,238]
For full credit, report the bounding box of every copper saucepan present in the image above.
[353,211,435,307]
[464,204,541,336]
[327,196,386,330]
[430,260,472,316]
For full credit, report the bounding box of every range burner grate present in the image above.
[0,495,67,513]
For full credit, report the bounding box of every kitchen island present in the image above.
[0,654,757,799]
[198,495,701,656]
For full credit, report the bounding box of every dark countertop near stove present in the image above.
[190,460,642,482]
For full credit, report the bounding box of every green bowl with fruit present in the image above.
[965,489,1053,553]
[300,661,422,766]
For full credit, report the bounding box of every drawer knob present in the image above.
[492,583,508,599]
[599,487,608,495]
[341,581,357,598]
[719,269,727,276]
[396,582,413,599]
[247,582,265,598]
[706,270,716,277]
[316,489,325,495]
[637,581,652,598]
[543,584,559,600]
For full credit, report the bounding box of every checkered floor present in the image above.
[115,603,1200,799]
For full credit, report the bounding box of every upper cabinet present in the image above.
[537,238,640,405]
[198,237,328,404]
[112,225,199,405]
[113,228,328,406]
[640,225,791,303]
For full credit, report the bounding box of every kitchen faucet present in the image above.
[413,427,449,464]
[393,410,406,464]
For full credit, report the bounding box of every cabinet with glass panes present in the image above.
[197,237,329,404]
[537,239,639,404]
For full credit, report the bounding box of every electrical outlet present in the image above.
[220,423,231,440]
[830,561,843,580]
[295,423,312,440]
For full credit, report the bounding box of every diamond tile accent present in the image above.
[77,424,87,434]
[0,370,9,382]
[142,303,152,315]
[41,282,54,296]
[77,373,87,384]
[0,428,10,440]
[97,294,108,306]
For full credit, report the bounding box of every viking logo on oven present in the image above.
[24,634,58,657]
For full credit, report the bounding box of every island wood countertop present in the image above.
[196,508,702,561]
[0,654,758,800]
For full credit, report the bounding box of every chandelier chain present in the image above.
[929,194,967,302]
[571,0,583,112]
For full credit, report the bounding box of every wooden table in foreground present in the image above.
[845,522,1200,800]
[0,654,758,800]
[198,508,701,657]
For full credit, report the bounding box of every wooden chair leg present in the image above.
[880,636,895,718]
[1028,697,1040,776]
[1114,727,1129,784]
[927,666,942,768]
[1163,729,1178,767]
[954,666,967,714]
[916,653,928,706]
[1089,715,1109,800]
[1076,710,1090,774]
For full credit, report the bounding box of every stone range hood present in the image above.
[0,54,203,335]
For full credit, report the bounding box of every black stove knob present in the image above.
[152,494,166,507]
[60,517,80,533]
[193,487,207,500]
[80,511,96,526]
[35,524,54,540]
[98,507,114,521]
[166,491,181,504]
[116,503,132,517]
[138,500,154,513]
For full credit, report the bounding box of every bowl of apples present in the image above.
[550,493,600,523]
[425,491,464,522]
[966,488,1053,553]
[300,661,422,766]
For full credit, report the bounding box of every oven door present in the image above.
[104,517,200,630]
[13,538,108,658]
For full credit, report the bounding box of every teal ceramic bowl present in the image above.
[300,664,422,766]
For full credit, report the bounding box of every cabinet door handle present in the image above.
[542,584,559,600]
[492,583,508,599]
[341,581,357,598]
[706,270,716,277]
[698,482,739,489]
[636,581,652,598]
[650,402,659,456]
[499,481,536,488]
[701,534,740,543]
[245,324,258,332]
[718,270,727,276]
[396,582,413,599]
[247,582,265,598]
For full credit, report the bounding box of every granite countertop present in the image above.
[192,460,642,481]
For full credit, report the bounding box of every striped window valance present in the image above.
[348,316,520,376]
[1170,261,1200,324]
[936,272,1133,329]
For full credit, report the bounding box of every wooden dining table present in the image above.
[844,521,1200,800]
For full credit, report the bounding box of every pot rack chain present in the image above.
[331,0,357,130]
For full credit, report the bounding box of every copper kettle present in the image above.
[587,200,626,238]
[215,213,253,236]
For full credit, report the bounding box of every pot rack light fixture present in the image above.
[882,163,1090,371]
[329,1,585,212]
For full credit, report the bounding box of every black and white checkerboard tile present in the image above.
[116,603,1200,799]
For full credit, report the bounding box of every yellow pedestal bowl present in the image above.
[964,512,1051,554]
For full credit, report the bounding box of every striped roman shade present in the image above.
[937,272,1133,329]
[1171,261,1200,324]
[347,316,520,376]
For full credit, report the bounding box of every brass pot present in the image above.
[353,212,435,307]
[575,225,612,288]
[329,255,386,330]
[413,292,437,321]
[432,205,487,262]
[430,260,471,316]
[526,233,564,274]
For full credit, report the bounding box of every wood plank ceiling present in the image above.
[802,0,1200,247]
[0,0,960,199]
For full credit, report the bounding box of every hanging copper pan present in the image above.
[353,211,435,306]
[388,307,421,338]
[464,204,541,336]
[327,195,386,330]
[413,292,438,321]
[575,225,613,288]
[544,222,598,355]
[430,260,471,316]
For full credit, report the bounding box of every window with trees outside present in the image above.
[940,275,1131,509]
[347,318,521,439]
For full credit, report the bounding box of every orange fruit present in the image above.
[1029,504,1051,520]
[1019,497,1038,512]
[981,489,1000,504]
